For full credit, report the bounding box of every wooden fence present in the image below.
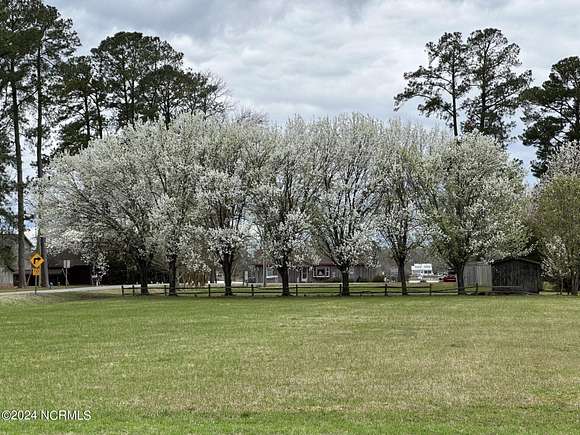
[118,282,529,297]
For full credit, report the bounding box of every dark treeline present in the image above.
[395,28,580,177]
[0,0,228,287]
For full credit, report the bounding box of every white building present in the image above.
[411,263,433,276]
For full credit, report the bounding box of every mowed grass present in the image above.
[0,292,578,434]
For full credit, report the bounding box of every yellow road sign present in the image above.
[30,252,45,268]
[32,267,41,276]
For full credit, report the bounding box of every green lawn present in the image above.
[0,292,578,434]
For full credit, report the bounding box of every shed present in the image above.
[464,261,492,286]
[491,258,542,293]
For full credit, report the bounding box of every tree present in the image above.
[195,116,272,296]
[0,0,40,287]
[535,176,580,295]
[138,67,229,128]
[0,129,13,233]
[138,64,187,128]
[463,28,532,145]
[309,114,383,296]
[55,55,107,155]
[419,133,528,294]
[251,117,318,296]
[521,56,580,177]
[146,115,205,295]
[395,32,470,137]
[376,121,440,295]
[181,71,230,118]
[28,1,78,287]
[40,125,162,295]
[92,31,182,129]
[533,143,580,295]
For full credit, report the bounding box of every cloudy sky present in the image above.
[50,0,580,182]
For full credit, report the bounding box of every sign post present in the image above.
[32,267,40,294]
[30,253,45,295]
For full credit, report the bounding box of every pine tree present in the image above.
[0,0,39,287]
[27,1,78,286]
[521,56,580,176]
[463,28,532,145]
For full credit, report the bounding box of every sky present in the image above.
[48,0,580,184]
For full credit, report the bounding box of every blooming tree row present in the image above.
[40,113,530,295]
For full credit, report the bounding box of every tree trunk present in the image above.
[96,99,103,139]
[168,253,177,296]
[83,94,91,145]
[397,260,407,296]
[10,74,26,289]
[455,263,466,295]
[222,253,233,296]
[278,264,290,296]
[451,64,458,137]
[137,258,150,295]
[572,268,579,296]
[36,49,49,288]
[340,269,350,296]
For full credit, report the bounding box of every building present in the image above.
[0,234,34,287]
[464,261,492,286]
[47,251,92,286]
[491,257,542,293]
[411,263,433,276]
[254,258,380,284]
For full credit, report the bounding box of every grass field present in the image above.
[0,292,578,434]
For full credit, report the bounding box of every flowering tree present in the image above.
[40,125,161,294]
[251,117,319,296]
[534,144,580,294]
[376,122,443,294]
[419,133,528,293]
[195,116,272,295]
[309,114,383,296]
[145,115,206,295]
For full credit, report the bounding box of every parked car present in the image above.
[441,274,457,282]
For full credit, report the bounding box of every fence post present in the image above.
[208,283,211,297]
[132,284,135,296]
[164,284,167,296]
[295,284,298,297]
[339,283,342,296]
[475,282,479,295]
[122,285,125,297]
[251,284,254,297]
[384,282,388,296]
[429,283,432,296]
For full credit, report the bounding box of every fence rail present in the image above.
[118,282,529,297]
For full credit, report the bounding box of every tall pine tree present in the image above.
[27,1,78,286]
[521,56,580,176]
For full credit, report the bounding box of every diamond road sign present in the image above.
[30,252,45,268]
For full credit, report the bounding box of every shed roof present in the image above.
[491,257,541,266]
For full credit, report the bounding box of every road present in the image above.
[0,284,122,297]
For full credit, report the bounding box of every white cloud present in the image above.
[49,0,580,184]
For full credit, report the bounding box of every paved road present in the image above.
[0,284,122,297]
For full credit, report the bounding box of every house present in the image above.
[254,258,379,284]
[0,234,34,286]
[491,257,542,293]
[47,251,92,286]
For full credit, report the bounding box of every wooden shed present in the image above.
[491,258,542,294]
